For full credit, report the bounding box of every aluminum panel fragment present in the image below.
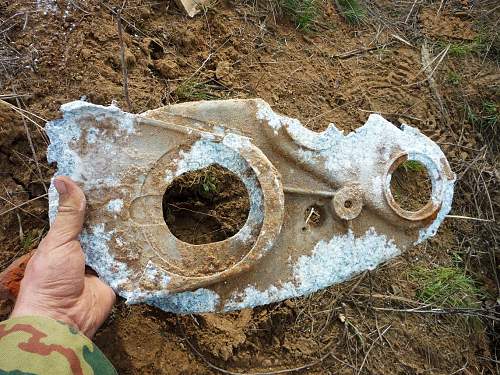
[45,99,456,313]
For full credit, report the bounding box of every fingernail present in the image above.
[54,178,68,195]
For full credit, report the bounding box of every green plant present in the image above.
[451,251,464,266]
[466,100,498,128]
[20,230,40,251]
[440,34,491,58]
[194,167,219,200]
[281,0,319,30]
[465,102,479,125]
[401,160,425,173]
[175,80,219,101]
[336,0,365,24]
[411,266,483,308]
[481,101,498,127]
[447,42,474,57]
[446,71,461,86]
[201,173,218,194]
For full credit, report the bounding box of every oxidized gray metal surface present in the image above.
[46,99,456,313]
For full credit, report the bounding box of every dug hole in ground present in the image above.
[0,1,498,374]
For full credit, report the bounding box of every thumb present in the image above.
[42,176,86,249]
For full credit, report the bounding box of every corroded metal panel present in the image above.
[37,99,456,313]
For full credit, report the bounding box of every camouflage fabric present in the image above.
[0,316,116,375]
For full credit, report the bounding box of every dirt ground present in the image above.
[162,164,250,245]
[0,0,499,374]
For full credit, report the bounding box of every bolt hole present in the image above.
[344,200,353,209]
[162,164,250,245]
[304,204,324,227]
[389,160,432,212]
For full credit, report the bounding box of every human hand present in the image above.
[10,176,115,338]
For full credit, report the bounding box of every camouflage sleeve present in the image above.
[0,315,116,375]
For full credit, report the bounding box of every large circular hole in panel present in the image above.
[162,164,250,245]
[390,160,432,212]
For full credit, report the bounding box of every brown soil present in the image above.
[390,161,432,212]
[162,164,250,245]
[419,7,478,41]
[0,1,499,374]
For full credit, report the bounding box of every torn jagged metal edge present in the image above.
[46,100,455,314]
[255,100,456,244]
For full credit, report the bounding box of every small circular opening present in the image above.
[162,164,250,245]
[303,204,325,228]
[344,200,353,209]
[389,160,432,212]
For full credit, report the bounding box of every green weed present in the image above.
[466,100,498,128]
[281,0,319,30]
[440,34,492,58]
[481,101,499,127]
[447,42,475,57]
[175,80,219,101]
[336,0,365,24]
[195,166,220,200]
[411,266,483,308]
[200,173,218,194]
[446,71,461,86]
[451,251,464,266]
[466,103,479,125]
[401,160,425,173]
[20,230,40,251]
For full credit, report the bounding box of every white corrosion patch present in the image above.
[46,100,137,222]
[80,224,130,291]
[106,199,123,214]
[127,288,221,314]
[223,227,400,311]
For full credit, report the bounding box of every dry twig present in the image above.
[0,193,48,216]
[116,1,131,111]
[14,96,47,193]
